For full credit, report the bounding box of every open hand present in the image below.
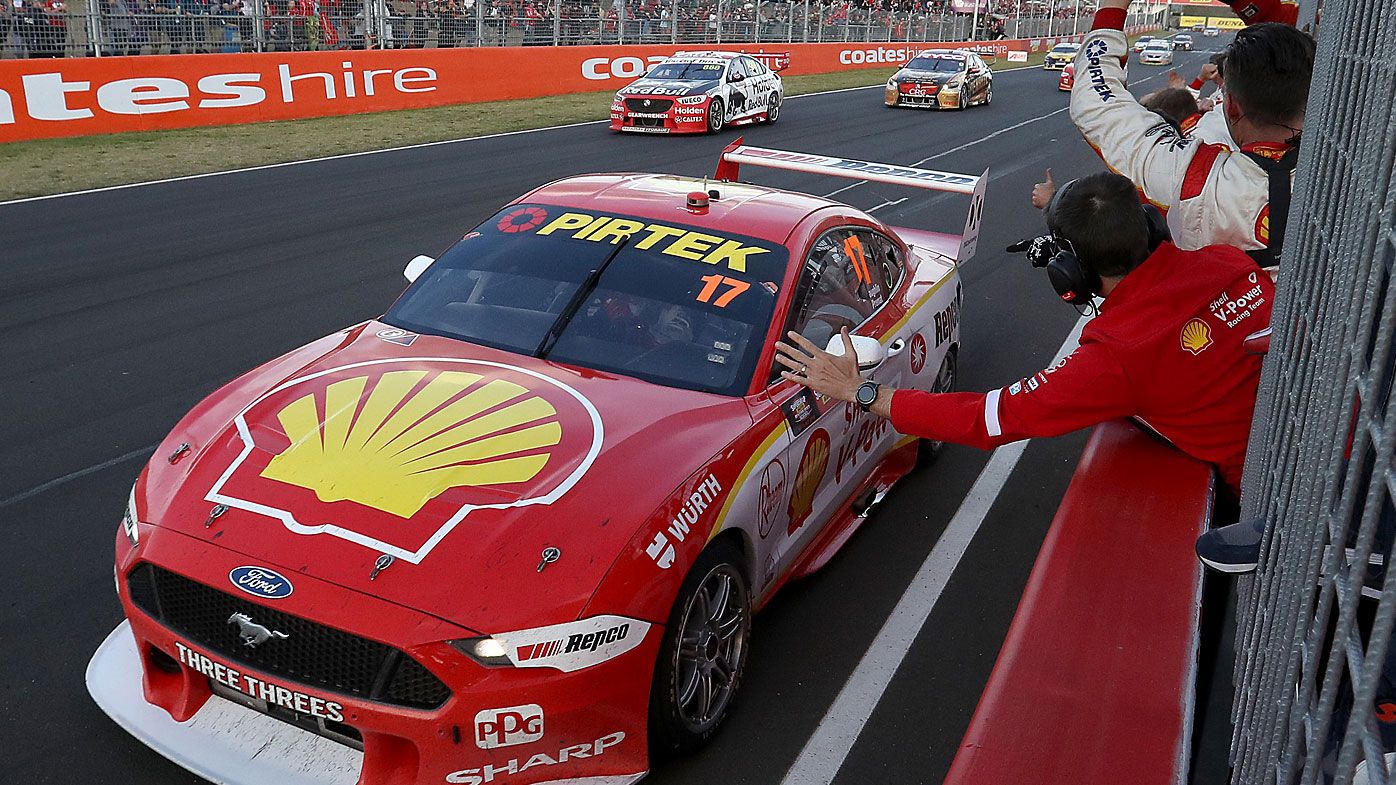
[774,328,863,403]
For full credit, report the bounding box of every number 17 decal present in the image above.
[696,274,750,307]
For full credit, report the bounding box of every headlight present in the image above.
[451,636,512,667]
[943,78,961,90]
[886,78,898,89]
[677,94,708,105]
[612,92,623,104]
[449,614,651,673]
[121,482,139,546]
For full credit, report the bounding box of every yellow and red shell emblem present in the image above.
[209,359,602,562]
[787,429,830,536]
[1255,204,1270,245]
[1180,318,1214,356]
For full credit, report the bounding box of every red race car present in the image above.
[88,141,987,785]
[610,51,787,134]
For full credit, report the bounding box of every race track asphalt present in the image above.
[0,48,1218,785]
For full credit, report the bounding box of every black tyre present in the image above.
[763,92,781,123]
[984,84,993,105]
[707,98,726,134]
[917,348,959,465]
[649,539,751,758]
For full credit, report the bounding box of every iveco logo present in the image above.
[228,565,294,599]
[227,612,290,648]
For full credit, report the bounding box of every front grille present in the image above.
[625,97,674,113]
[629,116,667,128]
[127,563,451,711]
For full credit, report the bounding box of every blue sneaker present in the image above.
[1195,517,1266,573]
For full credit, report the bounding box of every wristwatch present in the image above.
[855,381,881,412]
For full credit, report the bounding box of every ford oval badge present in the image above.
[228,566,294,600]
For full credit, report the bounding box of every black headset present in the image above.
[1043,179,1171,304]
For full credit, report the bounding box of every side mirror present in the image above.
[824,334,886,372]
[403,254,434,283]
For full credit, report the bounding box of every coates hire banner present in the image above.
[0,39,1036,142]
[0,29,1142,143]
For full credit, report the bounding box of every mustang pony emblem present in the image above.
[227,612,290,648]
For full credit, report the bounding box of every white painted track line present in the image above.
[778,312,1090,785]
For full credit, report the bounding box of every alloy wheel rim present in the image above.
[674,564,747,730]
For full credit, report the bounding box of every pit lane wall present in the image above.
[0,28,1149,143]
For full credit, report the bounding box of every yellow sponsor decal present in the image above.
[1180,318,1214,356]
[1180,14,1244,29]
[535,211,771,273]
[261,370,561,518]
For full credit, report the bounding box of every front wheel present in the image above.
[706,98,726,134]
[763,92,781,124]
[649,540,751,757]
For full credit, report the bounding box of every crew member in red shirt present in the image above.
[774,171,1273,500]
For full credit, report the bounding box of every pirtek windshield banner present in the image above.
[0,31,1144,142]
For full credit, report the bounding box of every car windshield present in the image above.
[644,61,727,80]
[905,56,966,72]
[384,204,787,397]
[1146,42,1169,49]
[1051,45,1077,53]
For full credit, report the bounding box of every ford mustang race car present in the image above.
[87,141,987,785]
[610,51,787,134]
[1041,42,1079,70]
[884,49,993,109]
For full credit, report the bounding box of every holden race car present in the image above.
[1171,33,1194,51]
[1132,35,1155,53]
[1041,42,1079,70]
[610,51,787,134]
[884,48,993,109]
[87,139,988,785]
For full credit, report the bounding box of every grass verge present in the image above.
[0,51,1049,201]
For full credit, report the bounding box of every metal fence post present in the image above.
[88,3,104,56]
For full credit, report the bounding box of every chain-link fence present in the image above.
[1230,0,1396,783]
[0,0,1163,57]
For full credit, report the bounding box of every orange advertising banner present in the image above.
[0,39,1047,143]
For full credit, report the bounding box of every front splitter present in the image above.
[86,620,362,785]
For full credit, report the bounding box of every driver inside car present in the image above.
[798,234,874,347]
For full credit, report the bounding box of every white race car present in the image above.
[610,51,787,134]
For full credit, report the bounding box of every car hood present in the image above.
[138,320,755,633]
[619,79,718,98]
[893,69,962,84]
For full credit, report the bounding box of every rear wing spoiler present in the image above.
[673,50,790,71]
[713,139,988,263]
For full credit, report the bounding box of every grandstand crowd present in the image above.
[0,0,1088,56]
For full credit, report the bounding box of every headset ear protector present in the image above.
[1042,179,1171,304]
